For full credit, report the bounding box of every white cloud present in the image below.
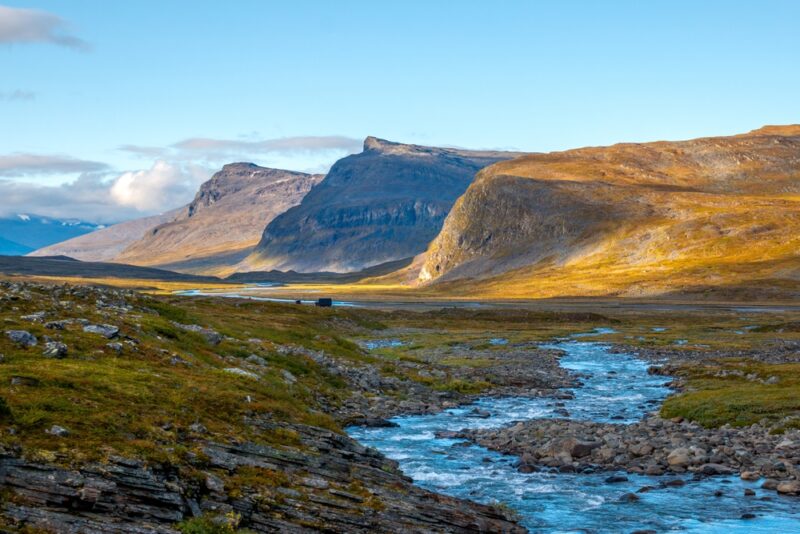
[110,160,208,211]
[0,5,89,50]
[0,153,108,177]
[119,135,362,165]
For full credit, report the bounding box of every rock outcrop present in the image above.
[241,138,521,273]
[0,424,524,533]
[417,125,800,298]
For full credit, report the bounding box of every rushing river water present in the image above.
[347,334,800,533]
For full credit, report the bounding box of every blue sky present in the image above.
[2,0,799,222]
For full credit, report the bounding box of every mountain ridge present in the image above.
[414,125,800,298]
[241,137,523,273]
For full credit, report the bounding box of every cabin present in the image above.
[315,298,333,308]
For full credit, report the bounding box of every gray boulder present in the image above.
[42,341,68,359]
[83,324,120,339]
[5,330,37,347]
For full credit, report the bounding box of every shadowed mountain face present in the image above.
[34,164,322,274]
[242,137,521,273]
[417,125,800,298]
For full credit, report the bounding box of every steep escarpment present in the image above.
[419,125,800,298]
[241,137,521,273]
[116,164,322,274]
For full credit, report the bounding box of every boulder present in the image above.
[42,341,68,359]
[5,330,37,347]
[667,448,691,467]
[776,481,800,495]
[83,324,120,339]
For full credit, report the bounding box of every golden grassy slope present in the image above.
[416,125,800,299]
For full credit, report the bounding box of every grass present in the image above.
[661,360,800,428]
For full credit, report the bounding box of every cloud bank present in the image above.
[0,153,108,177]
[3,134,362,223]
[0,161,209,223]
[0,5,89,50]
[120,135,362,164]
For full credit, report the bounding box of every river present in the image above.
[347,333,800,533]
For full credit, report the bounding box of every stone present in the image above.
[223,368,259,380]
[189,422,208,434]
[700,463,735,475]
[619,492,640,503]
[605,475,629,483]
[5,330,37,347]
[83,324,120,339]
[740,471,761,481]
[204,472,225,493]
[761,479,779,490]
[42,341,67,359]
[106,342,123,354]
[744,488,756,496]
[282,369,297,384]
[21,311,46,322]
[173,323,222,345]
[47,425,70,437]
[245,354,268,367]
[776,481,800,495]
[667,448,690,467]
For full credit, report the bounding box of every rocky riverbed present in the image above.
[349,338,800,531]
[459,416,800,494]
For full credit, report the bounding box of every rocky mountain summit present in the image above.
[115,164,322,274]
[241,137,522,273]
[417,125,800,298]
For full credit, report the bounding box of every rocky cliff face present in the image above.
[418,125,800,298]
[241,138,521,273]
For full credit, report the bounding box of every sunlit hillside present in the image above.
[413,125,800,299]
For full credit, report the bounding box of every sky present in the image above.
[1,0,799,223]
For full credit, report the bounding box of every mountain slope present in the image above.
[114,163,322,273]
[417,125,800,298]
[0,237,32,255]
[241,137,521,273]
[0,214,101,254]
[30,210,179,262]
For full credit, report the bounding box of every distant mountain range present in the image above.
[0,214,102,255]
[27,126,800,300]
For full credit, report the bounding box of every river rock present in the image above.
[776,481,800,495]
[667,448,691,467]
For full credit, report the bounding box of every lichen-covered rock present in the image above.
[5,330,37,347]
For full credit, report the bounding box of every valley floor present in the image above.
[0,275,799,531]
